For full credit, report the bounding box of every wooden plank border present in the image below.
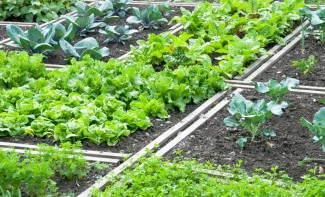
[0,147,120,164]
[0,141,129,160]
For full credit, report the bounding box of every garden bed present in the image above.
[54,163,113,196]
[165,89,325,181]
[254,37,325,86]
[1,103,200,154]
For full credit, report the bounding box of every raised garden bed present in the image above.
[255,37,325,86]
[165,89,325,180]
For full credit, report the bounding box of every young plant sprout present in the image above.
[224,93,288,149]
[254,78,300,103]
[126,5,168,29]
[292,55,318,75]
[300,107,325,165]
[99,25,138,44]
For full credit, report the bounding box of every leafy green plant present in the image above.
[224,93,288,149]
[254,78,300,103]
[299,6,325,43]
[0,0,76,22]
[6,24,54,55]
[158,1,171,16]
[59,37,110,61]
[92,155,325,196]
[75,1,103,17]
[292,55,318,75]
[300,107,325,164]
[127,5,168,29]
[107,0,132,18]
[63,14,105,37]
[99,25,138,44]
[0,187,21,197]
[0,51,47,89]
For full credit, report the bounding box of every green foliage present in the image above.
[108,0,132,18]
[0,142,93,196]
[99,25,138,44]
[0,0,76,22]
[299,6,325,43]
[254,78,300,103]
[92,156,325,196]
[292,55,318,75]
[63,14,105,37]
[127,5,168,29]
[59,37,110,61]
[0,53,226,146]
[0,51,47,89]
[224,94,287,148]
[6,24,54,55]
[301,107,325,152]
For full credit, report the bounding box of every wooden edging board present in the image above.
[77,90,229,196]
[0,141,129,160]
[0,147,120,164]
[226,80,325,92]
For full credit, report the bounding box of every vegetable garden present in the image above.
[0,0,324,196]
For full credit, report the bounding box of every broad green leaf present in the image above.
[6,24,26,44]
[236,137,247,149]
[224,116,240,127]
[262,129,276,137]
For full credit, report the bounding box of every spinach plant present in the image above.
[63,14,105,37]
[127,5,168,29]
[300,107,325,164]
[292,55,318,75]
[254,78,300,103]
[6,24,54,55]
[99,25,138,44]
[224,93,288,149]
[59,37,110,61]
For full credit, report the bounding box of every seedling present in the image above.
[300,107,325,164]
[59,37,110,61]
[99,25,138,44]
[126,5,168,29]
[254,78,300,103]
[6,24,54,55]
[224,93,287,149]
[292,55,318,75]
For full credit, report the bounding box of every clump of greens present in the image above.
[0,0,76,22]
[224,93,288,149]
[300,107,325,164]
[63,14,105,37]
[127,5,168,29]
[299,6,325,43]
[6,24,54,55]
[254,78,300,103]
[92,155,325,196]
[59,37,110,61]
[0,51,47,89]
[0,142,98,196]
[99,25,138,44]
[292,55,318,75]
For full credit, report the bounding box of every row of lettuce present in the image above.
[0,0,304,146]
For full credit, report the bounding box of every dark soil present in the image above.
[255,37,325,86]
[165,89,325,181]
[44,5,190,65]
[1,103,200,154]
[54,163,113,196]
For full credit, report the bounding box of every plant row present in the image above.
[0,0,307,146]
[92,155,325,196]
[6,0,172,62]
[0,142,108,196]
[0,0,77,22]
